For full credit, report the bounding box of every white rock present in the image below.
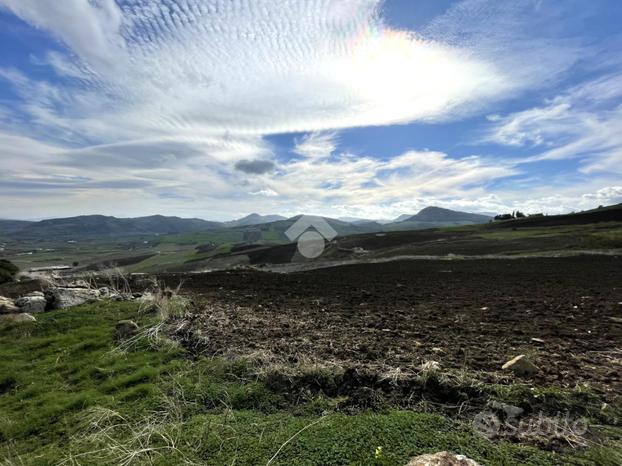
[0,313,36,323]
[406,451,480,466]
[0,296,19,314]
[502,355,539,376]
[49,287,100,309]
[15,295,47,313]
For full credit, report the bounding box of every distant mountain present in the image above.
[225,213,286,227]
[402,207,492,224]
[392,214,413,223]
[0,219,34,236]
[227,215,382,242]
[9,215,224,238]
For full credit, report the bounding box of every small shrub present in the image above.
[0,259,18,284]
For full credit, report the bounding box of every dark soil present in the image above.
[160,256,622,398]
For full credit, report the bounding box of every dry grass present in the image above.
[59,397,197,466]
[112,285,191,354]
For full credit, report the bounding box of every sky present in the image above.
[0,0,621,221]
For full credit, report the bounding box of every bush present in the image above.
[0,259,18,284]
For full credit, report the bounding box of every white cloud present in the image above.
[424,0,584,93]
[1,128,619,220]
[0,0,124,72]
[294,132,339,160]
[0,0,557,143]
[486,72,622,175]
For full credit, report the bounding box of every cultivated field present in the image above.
[164,256,622,398]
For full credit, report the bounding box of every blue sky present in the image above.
[0,0,621,220]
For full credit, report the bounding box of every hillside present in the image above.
[9,215,224,238]
[490,203,622,228]
[5,205,619,273]
[191,203,622,270]
[0,219,34,236]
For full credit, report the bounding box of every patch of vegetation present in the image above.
[1,302,620,465]
[0,259,18,284]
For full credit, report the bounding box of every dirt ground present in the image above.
[159,256,622,399]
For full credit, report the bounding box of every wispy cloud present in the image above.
[0,0,559,145]
[487,72,622,175]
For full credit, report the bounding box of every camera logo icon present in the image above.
[285,215,338,259]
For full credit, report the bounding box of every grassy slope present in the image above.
[1,303,620,465]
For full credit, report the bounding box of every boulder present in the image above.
[15,293,47,313]
[48,287,100,309]
[0,296,19,314]
[406,452,480,466]
[0,313,36,323]
[502,355,539,376]
[114,320,139,340]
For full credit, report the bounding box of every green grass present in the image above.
[1,303,620,465]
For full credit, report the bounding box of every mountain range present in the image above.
[0,207,493,240]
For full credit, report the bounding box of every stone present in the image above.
[406,451,480,466]
[15,294,47,313]
[114,320,139,340]
[68,279,90,288]
[502,355,539,376]
[0,296,19,314]
[0,313,36,323]
[49,287,101,309]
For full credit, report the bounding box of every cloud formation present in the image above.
[0,0,546,144]
[487,72,622,175]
